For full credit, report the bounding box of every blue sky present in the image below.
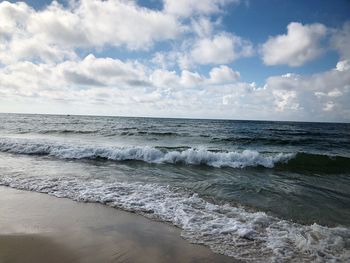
[0,0,350,122]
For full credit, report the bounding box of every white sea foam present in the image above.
[0,138,294,168]
[0,175,349,262]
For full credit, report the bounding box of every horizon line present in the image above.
[0,111,348,125]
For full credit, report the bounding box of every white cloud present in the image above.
[26,1,87,48]
[331,22,350,60]
[0,1,68,64]
[150,69,179,88]
[1,55,350,121]
[180,70,203,87]
[191,33,253,65]
[0,1,30,37]
[56,54,150,88]
[323,102,335,112]
[336,60,350,72]
[191,17,214,37]
[0,0,182,64]
[0,61,61,98]
[77,0,181,50]
[0,36,77,64]
[150,65,240,88]
[261,22,327,67]
[0,1,252,70]
[0,54,152,102]
[272,89,299,112]
[208,65,240,84]
[163,0,239,17]
[264,63,350,120]
[211,62,350,121]
[150,28,253,70]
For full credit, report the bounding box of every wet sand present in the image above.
[0,186,236,263]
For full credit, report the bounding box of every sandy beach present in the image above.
[0,186,235,263]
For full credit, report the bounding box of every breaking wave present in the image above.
[0,138,294,168]
[1,138,349,173]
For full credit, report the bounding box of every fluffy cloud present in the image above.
[150,65,239,88]
[261,22,327,67]
[0,37,77,64]
[0,0,182,64]
[263,62,350,120]
[163,0,239,17]
[150,69,179,88]
[0,54,151,101]
[26,1,88,47]
[77,0,181,49]
[0,1,74,64]
[0,61,61,98]
[331,22,350,60]
[0,0,246,67]
[179,70,203,87]
[219,62,350,121]
[56,54,149,88]
[1,53,349,121]
[191,33,253,64]
[336,60,350,72]
[150,16,253,69]
[0,53,241,99]
[208,65,240,84]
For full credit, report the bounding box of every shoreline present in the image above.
[0,186,237,263]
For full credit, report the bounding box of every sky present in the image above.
[0,0,350,122]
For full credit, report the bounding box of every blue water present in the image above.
[0,113,349,262]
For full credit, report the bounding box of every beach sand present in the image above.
[0,186,236,263]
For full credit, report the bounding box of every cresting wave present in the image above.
[0,175,349,262]
[0,138,294,168]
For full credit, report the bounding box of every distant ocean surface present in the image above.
[0,113,349,262]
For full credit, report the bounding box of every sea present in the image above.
[0,113,349,262]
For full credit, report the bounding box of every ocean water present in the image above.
[0,113,349,262]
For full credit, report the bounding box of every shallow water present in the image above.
[0,113,349,262]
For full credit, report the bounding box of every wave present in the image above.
[1,138,349,173]
[27,129,186,137]
[119,131,183,137]
[6,129,99,135]
[0,175,349,262]
[39,129,98,135]
[266,128,325,136]
[0,138,293,168]
[136,131,183,136]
